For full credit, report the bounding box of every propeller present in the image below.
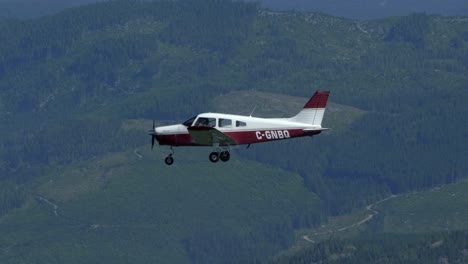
[148,120,157,150]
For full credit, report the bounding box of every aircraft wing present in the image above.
[188,126,237,146]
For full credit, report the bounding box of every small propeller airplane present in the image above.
[148,90,330,165]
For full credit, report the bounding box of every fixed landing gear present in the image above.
[219,151,230,162]
[209,152,219,163]
[163,147,231,165]
[164,147,175,166]
[209,149,230,163]
[165,155,174,165]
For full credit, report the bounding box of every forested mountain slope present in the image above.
[3,0,468,20]
[0,0,102,19]
[0,148,322,264]
[0,0,467,263]
[256,0,468,19]
[269,180,468,263]
[268,230,468,264]
[299,181,468,243]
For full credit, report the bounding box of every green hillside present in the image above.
[1,147,321,264]
[268,230,468,264]
[268,180,468,263]
[298,179,468,241]
[0,0,467,263]
[378,180,468,233]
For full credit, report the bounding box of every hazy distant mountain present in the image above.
[1,0,468,20]
[1,0,468,19]
[0,0,100,18]
[256,0,468,19]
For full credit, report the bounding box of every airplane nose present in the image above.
[149,120,158,149]
[148,120,158,135]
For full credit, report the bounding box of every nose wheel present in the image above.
[165,155,174,165]
[164,147,175,166]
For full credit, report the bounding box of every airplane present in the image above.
[148,90,330,165]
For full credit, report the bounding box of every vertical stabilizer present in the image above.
[289,91,330,126]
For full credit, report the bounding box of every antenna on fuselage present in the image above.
[249,106,257,117]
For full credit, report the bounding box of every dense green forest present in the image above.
[268,231,468,264]
[0,0,467,263]
[2,0,468,20]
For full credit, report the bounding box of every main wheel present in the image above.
[220,151,230,162]
[209,152,219,163]
[165,156,174,165]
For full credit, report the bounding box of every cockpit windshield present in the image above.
[182,116,197,127]
[194,117,216,127]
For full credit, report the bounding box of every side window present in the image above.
[195,117,216,127]
[236,121,246,127]
[219,118,232,128]
[207,118,216,127]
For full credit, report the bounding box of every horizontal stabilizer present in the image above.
[303,128,330,132]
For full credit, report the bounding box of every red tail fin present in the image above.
[303,90,330,109]
[290,90,330,126]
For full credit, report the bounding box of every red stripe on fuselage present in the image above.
[155,129,321,146]
[155,134,193,146]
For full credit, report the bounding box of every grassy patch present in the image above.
[377,180,468,233]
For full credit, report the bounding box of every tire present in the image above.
[209,152,219,163]
[220,151,230,162]
[165,156,174,165]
